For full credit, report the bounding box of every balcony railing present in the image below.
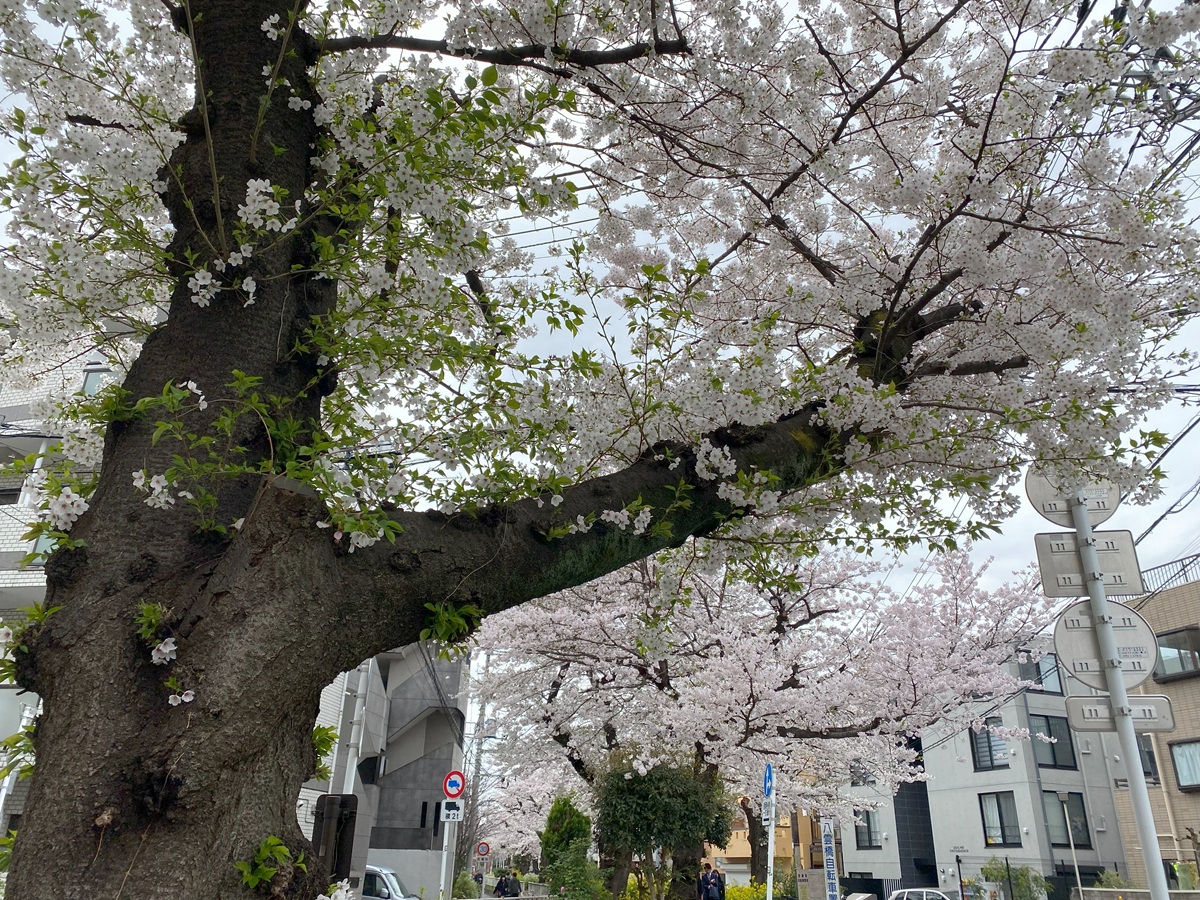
[1141,553,1200,594]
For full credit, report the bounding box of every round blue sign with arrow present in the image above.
[763,763,773,798]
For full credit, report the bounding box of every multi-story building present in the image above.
[1113,554,1200,889]
[840,639,1140,900]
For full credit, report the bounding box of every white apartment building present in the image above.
[840,640,1143,900]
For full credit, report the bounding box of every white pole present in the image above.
[766,794,777,900]
[439,818,453,900]
[1058,792,1084,900]
[1069,495,1169,900]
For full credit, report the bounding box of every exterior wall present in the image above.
[1111,562,1200,889]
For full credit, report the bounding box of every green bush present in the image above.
[454,871,481,899]
[980,858,1048,900]
[544,838,606,900]
[1094,871,1132,890]
[726,884,767,900]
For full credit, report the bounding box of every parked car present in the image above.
[887,889,956,900]
[363,864,416,900]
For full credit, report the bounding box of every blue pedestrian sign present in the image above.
[763,763,773,798]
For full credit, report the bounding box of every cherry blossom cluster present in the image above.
[26,470,89,532]
[131,471,173,509]
[316,881,355,900]
[151,637,176,665]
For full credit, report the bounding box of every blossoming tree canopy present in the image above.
[471,550,1055,855]
[0,0,1195,895]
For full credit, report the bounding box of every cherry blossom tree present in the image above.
[471,548,1054,893]
[0,0,1195,895]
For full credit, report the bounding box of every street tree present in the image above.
[595,761,732,900]
[472,548,1054,889]
[0,0,1195,896]
[540,796,593,873]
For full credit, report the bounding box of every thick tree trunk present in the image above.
[740,797,769,886]
[670,843,703,900]
[10,492,352,899]
[604,845,633,900]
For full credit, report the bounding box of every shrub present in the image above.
[454,872,481,899]
[727,884,768,900]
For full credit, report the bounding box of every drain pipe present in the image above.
[340,660,372,796]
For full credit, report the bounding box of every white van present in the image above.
[362,864,416,900]
[887,890,956,900]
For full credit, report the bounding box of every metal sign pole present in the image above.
[1069,494,1169,900]
[765,794,777,900]
[439,821,453,900]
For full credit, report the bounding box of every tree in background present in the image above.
[541,796,594,873]
[0,0,1195,895]
[595,761,733,900]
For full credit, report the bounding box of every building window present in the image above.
[1019,652,1063,694]
[81,368,111,396]
[1140,734,1160,785]
[850,760,876,786]
[1042,791,1092,849]
[1170,741,1200,791]
[854,810,882,849]
[971,717,1009,771]
[24,532,55,568]
[979,791,1021,846]
[1030,715,1076,769]
[1155,627,1200,682]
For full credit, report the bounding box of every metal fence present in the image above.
[1141,553,1200,594]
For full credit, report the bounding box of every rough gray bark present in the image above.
[0,4,837,897]
[740,796,769,887]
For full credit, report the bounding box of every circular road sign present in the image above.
[478,842,491,857]
[1025,470,1120,528]
[444,770,466,799]
[763,763,773,798]
[1052,599,1158,692]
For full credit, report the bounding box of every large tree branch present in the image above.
[316,32,689,68]
[334,402,837,648]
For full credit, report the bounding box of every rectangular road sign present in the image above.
[1065,695,1176,733]
[441,800,464,822]
[1034,531,1145,597]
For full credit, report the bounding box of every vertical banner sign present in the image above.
[821,819,838,900]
